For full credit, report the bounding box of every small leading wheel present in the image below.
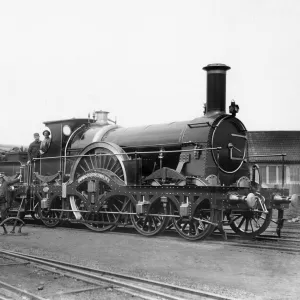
[130,198,171,236]
[38,196,61,228]
[172,199,216,241]
[227,209,272,238]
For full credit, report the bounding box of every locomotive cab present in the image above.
[39,118,92,176]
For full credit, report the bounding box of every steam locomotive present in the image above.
[0,64,297,240]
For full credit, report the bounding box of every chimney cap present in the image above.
[203,63,231,72]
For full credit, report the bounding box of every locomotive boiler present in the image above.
[66,64,248,185]
[0,63,297,240]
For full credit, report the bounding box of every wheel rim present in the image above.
[172,199,216,241]
[130,199,171,236]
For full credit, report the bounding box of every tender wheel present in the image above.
[38,196,61,228]
[172,199,216,241]
[130,198,171,236]
[227,209,272,238]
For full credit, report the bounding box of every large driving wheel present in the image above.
[70,142,128,184]
[68,142,130,231]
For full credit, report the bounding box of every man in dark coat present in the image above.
[0,173,22,228]
[27,133,41,164]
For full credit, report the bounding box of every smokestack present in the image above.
[202,63,231,115]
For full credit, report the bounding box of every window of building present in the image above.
[268,166,277,184]
[290,165,300,182]
[278,166,287,183]
[250,165,289,185]
[260,166,267,183]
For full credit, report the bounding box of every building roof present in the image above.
[247,131,300,163]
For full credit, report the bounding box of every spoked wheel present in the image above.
[0,217,26,235]
[69,193,131,232]
[68,142,130,232]
[172,199,216,241]
[70,142,129,184]
[130,198,171,236]
[227,209,272,238]
[38,196,62,228]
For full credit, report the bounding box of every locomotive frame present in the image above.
[0,63,297,240]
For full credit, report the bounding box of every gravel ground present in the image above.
[0,225,299,300]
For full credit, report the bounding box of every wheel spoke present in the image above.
[113,204,121,212]
[152,218,157,230]
[181,220,188,231]
[110,159,118,173]
[249,219,254,232]
[79,164,87,173]
[245,219,249,232]
[194,222,200,236]
[238,216,246,229]
[232,215,243,222]
[114,166,123,176]
[89,155,95,169]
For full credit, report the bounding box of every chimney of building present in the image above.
[202,63,231,115]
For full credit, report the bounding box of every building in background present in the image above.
[248,131,300,218]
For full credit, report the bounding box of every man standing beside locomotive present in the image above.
[0,173,22,232]
[27,133,41,164]
[40,130,51,155]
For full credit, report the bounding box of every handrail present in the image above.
[63,124,86,175]
[33,146,222,161]
[248,153,286,158]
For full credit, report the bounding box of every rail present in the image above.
[0,250,238,300]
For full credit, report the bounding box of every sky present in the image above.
[0,0,300,146]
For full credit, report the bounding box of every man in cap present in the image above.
[40,130,51,155]
[0,173,22,229]
[27,133,41,164]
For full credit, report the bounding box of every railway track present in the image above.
[7,217,300,254]
[0,249,237,300]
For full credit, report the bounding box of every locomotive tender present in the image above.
[1,63,297,240]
